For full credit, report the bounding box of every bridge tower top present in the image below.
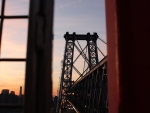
[64,32,98,41]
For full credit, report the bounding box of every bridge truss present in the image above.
[57,32,107,113]
[68,57,107,113]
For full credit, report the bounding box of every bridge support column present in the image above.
[60,33,75,108]
[87,33,99,69]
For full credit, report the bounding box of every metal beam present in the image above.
[67,58,107,113]
[64,32,98,40]
[0,58,26,61]
[72,56,107,88]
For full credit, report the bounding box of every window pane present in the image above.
[1,19,28,58]
[5,0,29,15]
[0,62,25,95]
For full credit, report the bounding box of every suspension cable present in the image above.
[73,35,92,68]
[75,67,89,82]
[98,37,107,44]
[83,45,88,73]
[73,45,87,64]
[74,44,90,66]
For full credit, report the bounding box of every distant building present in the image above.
[1,89,9,94]
[0,86,23,105]
[18,86,23,104]
[0,89,9,104]
[10,91,15,95]
[9,91,18,104]
[54,96,58,108]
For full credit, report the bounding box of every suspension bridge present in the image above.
[56,32,107,113]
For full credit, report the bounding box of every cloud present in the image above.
[78,0,82,2]
[55,0,83,10]
[55,0,105,11]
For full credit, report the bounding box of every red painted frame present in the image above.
[106,1,150,113]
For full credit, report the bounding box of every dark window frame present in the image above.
[0,0,28,109]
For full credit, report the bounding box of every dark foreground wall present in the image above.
[106,1,150,113]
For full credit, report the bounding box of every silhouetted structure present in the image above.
[56,32,106,113]
[18,86,23,104]
[0,87,23,105]
[0,89,9,104]
[0,0,150,113]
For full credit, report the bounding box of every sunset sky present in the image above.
[0,0,106,96]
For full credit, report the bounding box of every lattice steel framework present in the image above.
[57,32,100,111]
[87,34,98,69]
[68,57,107,113]
[60,36,75,108]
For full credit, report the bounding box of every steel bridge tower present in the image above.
[57,32,99,110]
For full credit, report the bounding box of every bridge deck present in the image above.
[72,56,107,88]
[67,56,108,113]
[61,109,76,113]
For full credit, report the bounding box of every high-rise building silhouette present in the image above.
[0,86,23,105]
[19,86,22,96]
[18,86,23,104]
[0,89,9,104]
[9,91,17,104]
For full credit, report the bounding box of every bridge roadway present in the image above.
[64,57,107,113]
[61,109,76,113]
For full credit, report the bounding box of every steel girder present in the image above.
[61,39,75,108]
[87,38,99,69]
[68,57,108,113]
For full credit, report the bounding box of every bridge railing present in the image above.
[67,57,108,113]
